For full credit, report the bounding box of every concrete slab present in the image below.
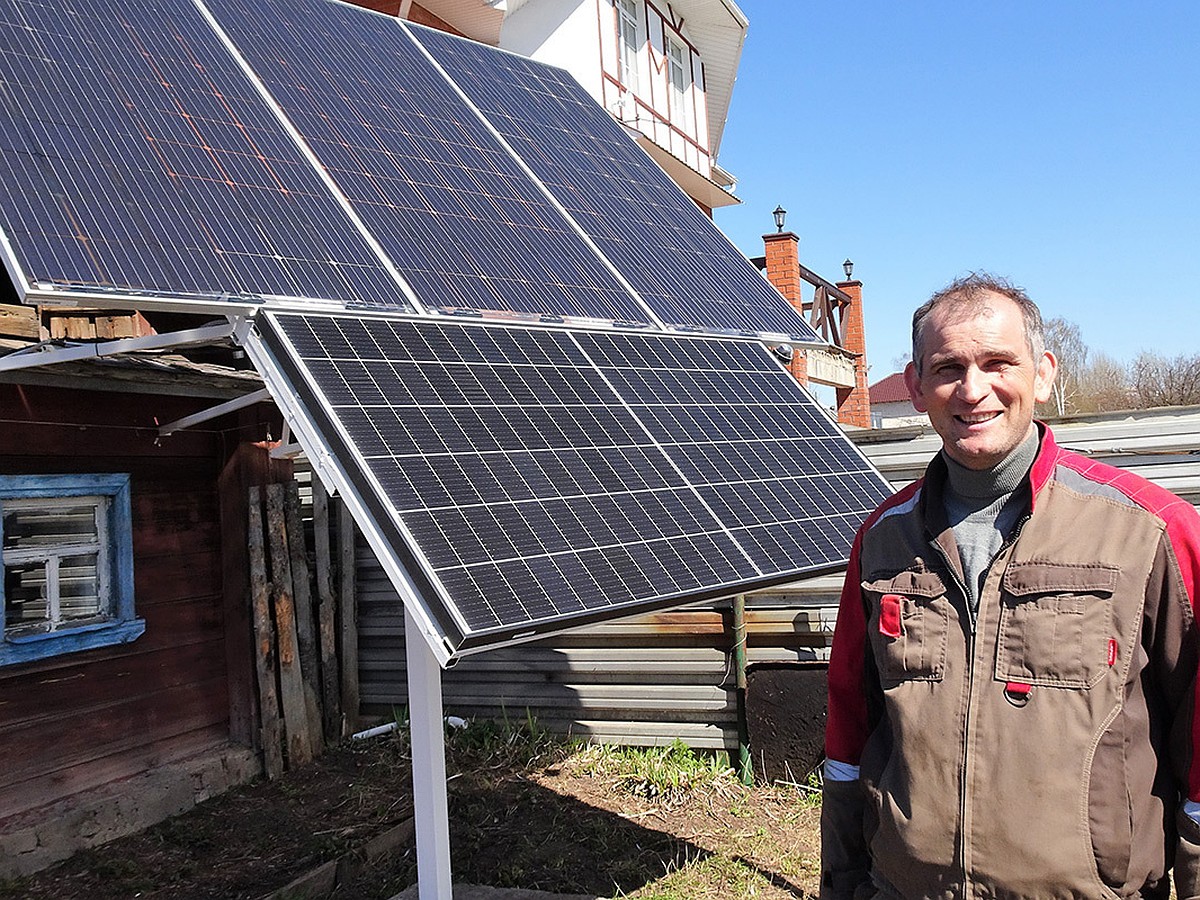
[391,885,602,900]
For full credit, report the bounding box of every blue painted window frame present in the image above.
[0,474,143,666]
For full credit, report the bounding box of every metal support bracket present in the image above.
[0,322,236,373]
[405,605,454,899]
[157,388,272,436]
[269,421,305,458]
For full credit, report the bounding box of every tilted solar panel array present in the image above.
[413,24,815,340]
[0,0,405,306]
[0,0,889,659]
[253,311,891,653]
[204,0,650,325]
[0,0,816,341]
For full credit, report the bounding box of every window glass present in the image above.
[667,37,690,131]
[616,0,640,94]
[4,559,51,632]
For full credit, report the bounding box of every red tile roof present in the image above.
[869,372,911,404]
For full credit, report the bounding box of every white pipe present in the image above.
[351,721,400,741]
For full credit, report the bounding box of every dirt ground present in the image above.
[1,728,822,899]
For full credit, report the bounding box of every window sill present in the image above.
[1,618,146,666]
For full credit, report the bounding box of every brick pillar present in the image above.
[835,280,871,428]
[763,231,807,384]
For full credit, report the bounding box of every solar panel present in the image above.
[0,0,407,308]
[203,0,653,325]
[574,330,891,572]
[249,310,891,658]
[411,24,820,342]
[0,0,826,339]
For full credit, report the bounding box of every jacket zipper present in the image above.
[929,538,975,892]
[931,511,1031,898]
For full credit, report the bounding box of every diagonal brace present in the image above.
[0,322,236,373]
[157,388,273,436]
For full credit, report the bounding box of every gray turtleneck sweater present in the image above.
[942,431,1040,613]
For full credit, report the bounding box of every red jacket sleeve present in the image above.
[826,528,871,765]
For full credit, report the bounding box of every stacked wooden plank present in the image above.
[44,309,153,341]
[247,481,345,778]
[0,301,153,342]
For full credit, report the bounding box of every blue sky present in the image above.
[715,2,1200,380]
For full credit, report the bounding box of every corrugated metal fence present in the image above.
[352,405,1200,748]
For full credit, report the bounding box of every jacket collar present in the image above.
[919,421,1057,543]
[1027,422,1059,512]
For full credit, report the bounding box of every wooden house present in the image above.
[0,305,296,875]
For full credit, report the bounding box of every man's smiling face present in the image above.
[904,291,1057,471]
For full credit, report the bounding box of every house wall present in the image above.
[0,382,280,875]
[406,2,465,35]
[870,400,926,429]
[350,0,465,36]
[590,0,710,176]
[500,0,599,86]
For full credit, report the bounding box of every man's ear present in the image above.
[1034,350,1058,404]
[904,361,928,413]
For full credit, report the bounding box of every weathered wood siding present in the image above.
[354,406,1200,749]
[0,383,272,821]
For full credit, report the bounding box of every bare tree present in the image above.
[1040,317,1089,417]
[1131,351,1200,408]
[1074,352,1132,413]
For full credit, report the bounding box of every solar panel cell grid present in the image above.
[1,0,833,343]
[411,24,819,342]
[0,0,406,305]
[257,311,890,652]
[573,329,891,578]
[203,0,649,324]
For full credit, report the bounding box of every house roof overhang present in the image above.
[416,0,507,45]
[634,134,740,209]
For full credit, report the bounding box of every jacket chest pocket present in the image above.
[863,571,950,683]
[994,562,1118,689]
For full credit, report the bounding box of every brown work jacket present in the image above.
[822,425,1200,900]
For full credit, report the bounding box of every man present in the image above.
[821,273,1200,899]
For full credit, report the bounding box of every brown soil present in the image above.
[1,729,822,899]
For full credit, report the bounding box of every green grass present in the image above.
[574,738,736,805]
[620,853,770,898]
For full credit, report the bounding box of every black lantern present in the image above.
[842,258,854,281]
[772,205,786,233]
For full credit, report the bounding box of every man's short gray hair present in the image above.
[912,273,1045,374]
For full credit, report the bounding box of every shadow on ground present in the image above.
[0,733,806,899]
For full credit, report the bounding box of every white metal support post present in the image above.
[404,606,454,899]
